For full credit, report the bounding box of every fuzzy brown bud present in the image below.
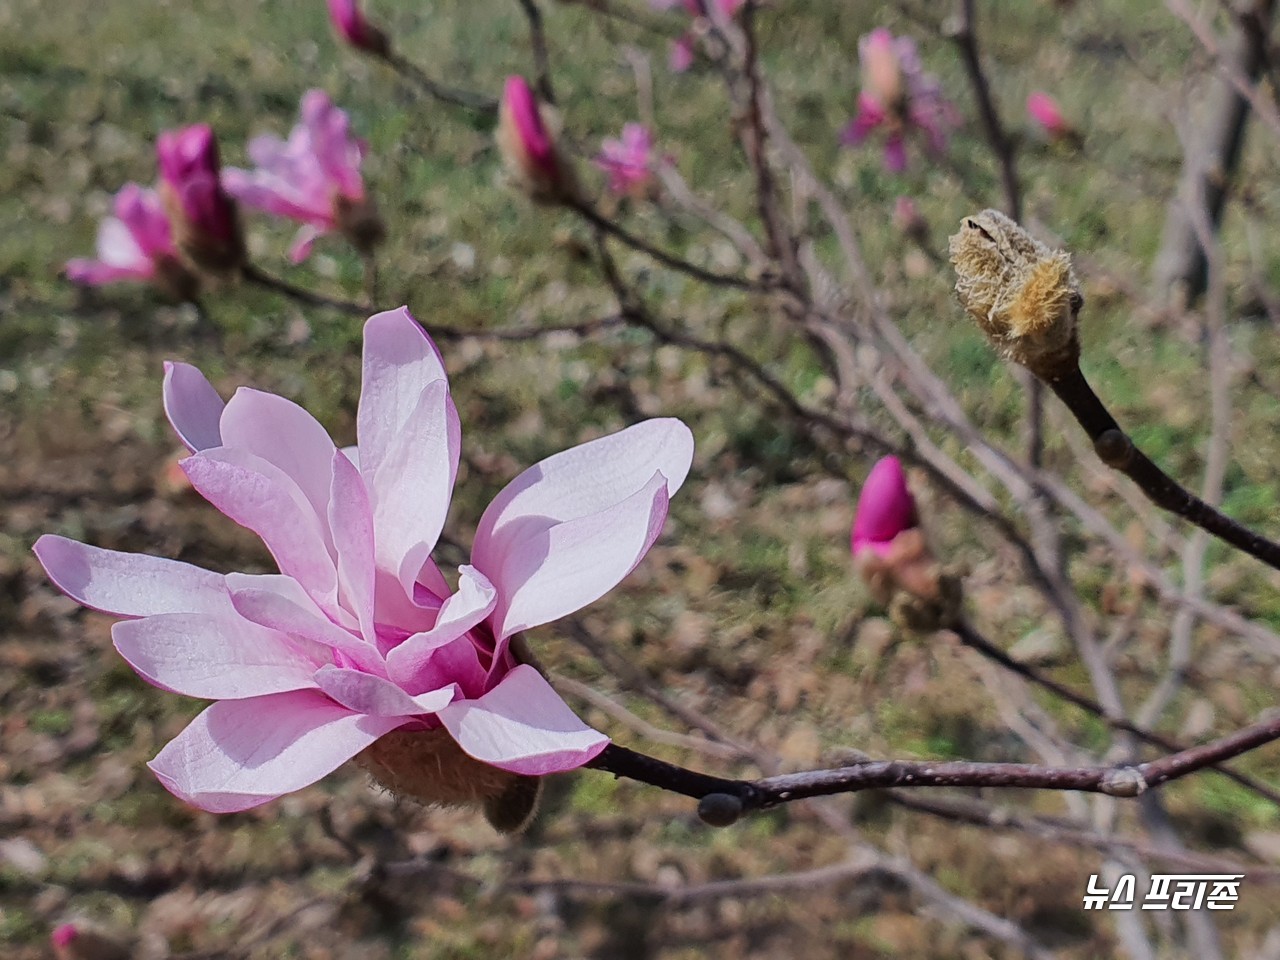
[948,210,1083,379]
[355,727,540,833]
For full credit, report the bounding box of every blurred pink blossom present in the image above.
[51,923,130,960]
[892,196,928,243]
[595,124,657,198]
[36,307,694,814]
[66,184,195,299]
[497,76,574,201]
[651,0,744,73]
[327,0,388,55]
[157,124,244,271]
[841,29,960,172]
[1027,91,1073,141]
[224,90,382,262]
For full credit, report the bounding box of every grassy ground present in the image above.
[5,0,1280,956]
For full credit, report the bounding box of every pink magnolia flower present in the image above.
[496,76,574,202]
[840,29,960,172]
[595,124,657,198]
[327,0,389,55]
[1027,91,1073,142]
[650,0,743,73]
[157,125,244,272]
[224,90,383,262]
[66,184,197,301]
[851,456,939,604]
[35,307,694,815]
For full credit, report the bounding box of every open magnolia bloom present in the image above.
[35,307,694,817]
[223,90,384,262]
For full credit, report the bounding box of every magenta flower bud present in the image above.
[51,924,79,951]
[156,125,244,272]
[327,0,389,56]
[850,456,943,605]
[51,923,130,960]
[851,455,918,559]
[1027,91,1072,141]
[496,76,574,202]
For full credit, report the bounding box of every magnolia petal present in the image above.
[369,379,460,598]
[313,666,457,716]
[473,418,692,575]
[488,471,670,640]
[218,388,338,541]
[148,691,404,813]
[34,535,233,618]
[182,448,337,604]
[357,307,448,484]
[438,664,608,775]
[328,450,376,644]
[163,361,225,452]
[96,216,147,269]
[112,613,321,699]
[226,573,383,676]
[385,565,496,690]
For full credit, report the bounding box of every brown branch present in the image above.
[568,198,764,290]
[515,0,557,104]
[239,264,371,315]
[949,618,1280,806]
[378,51,499,116]
[1046,362,1280,571]
[587,707,1280,822]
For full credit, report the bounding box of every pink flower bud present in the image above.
[1027,92,1070,141]
[852,456,917,558]
[496,76,574,202]
[156,125,244,272]
[860,28,905,111]
[851,456,942,604]
[327,0,389,55]
[51,924,79,950]
[51,923,130,960]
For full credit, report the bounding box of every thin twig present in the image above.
[588,706,1280,816]
[380,51,499,116]
[239,264,371,315]
[1046,363,1280,571]
[516,0,556,104]
[949,618,1280,806]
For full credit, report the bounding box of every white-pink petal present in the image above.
[34,535,234,619]
[438,664,609,775]
[368,378,460,598]
[357,307,448,484]
[218,388,339,544]
[473,418,693,576]
[112,613,322,699]
[486,470,671,640]
[385,565,496,689]
[148,691,405,813]
[163,362,225,453]
[328,450,377,644]
[225,573,384,676]
[313,666,457,716]
[182,448,337,605]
